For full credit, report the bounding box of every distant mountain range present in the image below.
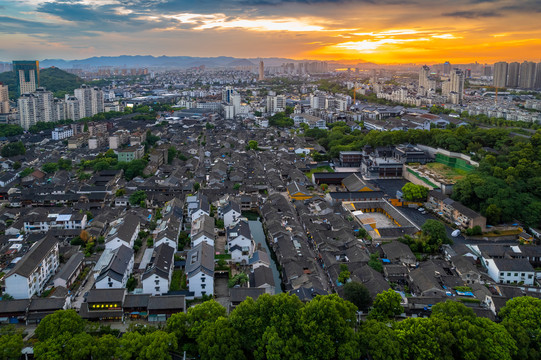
[29,55,360,69]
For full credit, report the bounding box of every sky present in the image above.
[1,0,541,64]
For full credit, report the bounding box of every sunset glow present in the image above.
[1,0,540,63]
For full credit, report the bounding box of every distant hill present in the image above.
[0,67,84,99]
[227,59,255,67]
[38,55,341,69]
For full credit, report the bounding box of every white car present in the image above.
[418,207,425,212]
[451,229,461,237]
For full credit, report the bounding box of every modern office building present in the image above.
[222,86,234,103]
[4,235,60,299]
[493,62,508,88]
[443,61,451,74]
[13,60,39,95]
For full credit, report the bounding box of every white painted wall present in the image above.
[188,271,214,298]
[142,274,170,296]
[486,259,535,285]
[224,210,241,228]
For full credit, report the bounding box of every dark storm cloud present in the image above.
[442,10,502,18]
[500,1,541,13]
[35,1,184,33]
[37,2,134,22]
[0,15,60,33]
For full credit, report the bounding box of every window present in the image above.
[201,277,205,282]
[155,280,160,285]
[507,273,511,277]
[201,291,206,295]
[155,287,160,292]
[201,284,206,289]
[514,273,518,277]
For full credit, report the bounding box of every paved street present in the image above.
[214,277,230,309]
[72,272,95,310]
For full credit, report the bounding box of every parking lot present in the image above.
[397,206,469,245]
[371,179,409,198]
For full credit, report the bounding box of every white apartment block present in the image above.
[4,235,60,299]
[24,211,87,233]
[74,85,104,119]
[486,258,535,285]
[17,69,37,95]
[18,88,54,130]
[0,84,9,113]
[52,126,73,140]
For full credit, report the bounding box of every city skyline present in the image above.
[1,0,541,64]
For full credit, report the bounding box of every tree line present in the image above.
[1,293,539,360]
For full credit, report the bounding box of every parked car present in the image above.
[418,207,425,212]
[451,229,461,237]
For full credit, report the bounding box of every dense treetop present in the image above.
[0,67,84,99]
[3,294,538,360]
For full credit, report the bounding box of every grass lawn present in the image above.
[242,211,259,221]
[305,166,334,179]
[425,162,469,182]
[170,269,183,291]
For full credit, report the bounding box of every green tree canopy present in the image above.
[1,142,25,158]
[343,281,372,311]
[197,317,246,360]
[35,309,85,341]
[0,326,24,360]
[42,162,59,174]
[369,289,404,321]
[359,320,401,360]
[298,294,359,360]
[129,190,147,206]
[401,183,429,201]
[229,293,304,360]
[499,296,541,360]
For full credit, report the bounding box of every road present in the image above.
[72,272,95,310]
